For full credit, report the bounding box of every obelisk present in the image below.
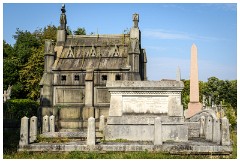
[187,44,202,118]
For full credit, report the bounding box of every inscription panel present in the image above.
[122,96,168,114]
[97,89,111,103]
[55,88,84,104]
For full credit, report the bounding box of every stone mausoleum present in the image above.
[40,4,147,131]
[18,5,232,154]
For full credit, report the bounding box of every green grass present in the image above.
[3,129,237,159]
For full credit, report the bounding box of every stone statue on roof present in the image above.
[60,4,67,30]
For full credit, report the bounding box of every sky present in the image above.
[2,1,238,82]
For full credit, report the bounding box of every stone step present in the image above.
[40,131,104,140]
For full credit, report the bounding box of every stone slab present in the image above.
[18,140,232,155]
[105,123,188,142]
[184,122,200,138]
[107,116,184,125]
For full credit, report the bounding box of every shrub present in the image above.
[3,99,39,120]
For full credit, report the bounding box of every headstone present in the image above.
[154,117,162,145]
[205,115,213,141]
[49,115,55,132]
[42,115,49,133]
[187,44,202,118]
[221,117,230,146]
[29,116,37,143]
[87,117,95,146]
[3,90,8,102]
[99,115,105,131]
[202,95,206,107]
[3,85,12,102]
[209,96,212,106]
[212,118,221,144]
[19,116,29,147]
[199,116,205,138]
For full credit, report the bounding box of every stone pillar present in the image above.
[205,116,213,141]
[49,115,55,132]
[176,66,181,81]
[187,44,202,118]
[221,117,230,146]
[29,116,37,143]
[99,115,105,131]
[87,117,96,146]
[154,117,162,145]
[168,96,183,117]
[199,116,205,138]
[85,69,94,118]
[212,118,221,144]
[42,115,49,133]
[19,116,29,147]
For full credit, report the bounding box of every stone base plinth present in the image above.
[104,116,188,142]
[186,102,202,118]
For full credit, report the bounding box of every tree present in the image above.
[202,77,220,105]
[181,79,190,110]
[3,56,20,91]
[73,27,86,35]
[13,29,41,64]
[19,45,44,100]
[3,40,14,58]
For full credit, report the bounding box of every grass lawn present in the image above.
[3,129,237,159]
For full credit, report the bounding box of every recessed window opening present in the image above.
[115,74,121,80]
[102,75,107,81]
[74,75,80,81]
[61,75,66,81]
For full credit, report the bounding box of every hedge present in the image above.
[3,99,39,120]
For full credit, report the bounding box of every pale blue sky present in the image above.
[3,3,237,81]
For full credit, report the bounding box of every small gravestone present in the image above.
[154,117,162,145]
[221,117,230,145]
[29,116,37,143]
[42,115,49,133]
[19,116,29,147]
[99,115,105,131]
[49,115,55,132]
[205,116,213,141]
[199,116,205,138]
[87,117,95,146]
[212,118,221,144]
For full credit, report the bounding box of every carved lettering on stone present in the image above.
[122,96,168,114]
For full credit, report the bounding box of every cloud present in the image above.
[142,29,221,41]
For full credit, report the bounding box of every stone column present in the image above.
[42,115,49,133]
[199,116,205,138]
[29,116,37,143]
[212,118,221,144]
[221,117,230,146]
[87,117,96,146]
[205,116,213,141]
[85,69,94,118]
[19,116,29,147]
[176,66,181,81]
[49,115,55,132]
[187,44,202,118]
[154,117,162,145]
[99,115,105,131]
